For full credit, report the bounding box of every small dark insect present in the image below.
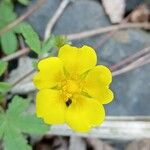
[66,98,72,107]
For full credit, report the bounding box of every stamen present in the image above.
[66,98,72,107]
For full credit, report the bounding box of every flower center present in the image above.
[66,80,79,94]
[59,78,83,106]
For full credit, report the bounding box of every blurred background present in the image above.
[1,0,150,149]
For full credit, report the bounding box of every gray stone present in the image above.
[25,0,110,38]
[99,29,150,115]
[53,0,110,34]
[125,0,143,12]
[16,0,61,37]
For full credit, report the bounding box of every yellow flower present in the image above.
[33,44,114,132]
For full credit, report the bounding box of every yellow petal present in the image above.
[36,89,66,124]
[58,44,97,75]
[84,65,113,104]
[65,95,105,132]
[33,57,65,90]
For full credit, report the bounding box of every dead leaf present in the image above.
[129,4,150,23]
[102,0,125,23]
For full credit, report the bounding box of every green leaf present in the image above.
[0,82,12,93]
[0,114,5,139]
[18,0,30,5]
[0,94,5,102]
[15,23,41,55]
[4,126,31,150]
[54,35,69,49]
[0,60,8,76]
[0,96,49,150]
[0,2,16,27]
[41,36,56,55]
[6,96,30,116]
[0,31,18,54]
[15,114,49,135]
[32,60,38,70]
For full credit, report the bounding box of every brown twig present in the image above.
[44,0,71,40]
[95,3,140,49]
[67,22,150,40]
[11,69,35,87]
[1,48,30,61]
[112,55,150,76]
[110,47,150,72]
[0,0,47,36]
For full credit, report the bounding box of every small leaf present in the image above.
[0,95,49,150]
[0,31,18,54]
[0,2,16,25]
[0,60,8,76]
[0,82,12,93]
[41,36,56,55]
[4,126,31,150]
[15,114,50,135]
[7,96,30,116]
[54,35,69,49]
[16,23,41,55]
[32,60,38,70]
[18,0,30,5]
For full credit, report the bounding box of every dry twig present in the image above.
[95,3,142,49]
[112,53,150,76]
[2,48,30,61]
[44,0,71,40]
[111,47,150,72]
[67,22,150,40]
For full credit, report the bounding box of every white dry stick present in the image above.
[44,0,71,40]
[67,22,150,40]
[48,116,150,140]
[69,136,86,150]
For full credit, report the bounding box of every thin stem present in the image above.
[44,0,71,40]
[110,47,150,72]
[67,22,150,40]
[1,48,30,61]
[11,69,35,87]
[95,3,141,49]
[0,0,47,36]
[112,53,150,76]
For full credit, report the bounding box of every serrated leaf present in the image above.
[15,114,49,135]
[0,31,18,54]
[0,95,49,150]
[18,0,30,5]
[7,96,30,116]
[16,22,41,55]
[0,60,8,76]
[4,126,31,150]
[0,82,12,93]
